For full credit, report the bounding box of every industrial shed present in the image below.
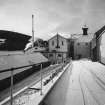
[0,52,49,91]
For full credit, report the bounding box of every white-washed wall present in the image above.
[99,32,105,64]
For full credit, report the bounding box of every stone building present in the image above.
[69,34,82,59]
[74,25,96,60]
[48,33,69,64]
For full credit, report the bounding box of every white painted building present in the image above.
[96,25,105,64]
[48,33,69,64]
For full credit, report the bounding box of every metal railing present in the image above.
[0,62,45,105]
[0,53,71,105]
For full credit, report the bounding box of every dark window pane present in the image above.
[77,43,80,45]
[49,54,53,57]
[52,41,54,46]
[85,43,88,45]
[58,54,61,57]
[62,41,64,45]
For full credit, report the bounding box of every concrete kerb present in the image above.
[38,62,71,105]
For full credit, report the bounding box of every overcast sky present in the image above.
[0,0,105,39]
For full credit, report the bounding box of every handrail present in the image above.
[0,62,45,73]
[0,61,49,105]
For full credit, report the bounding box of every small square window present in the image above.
[58,54,61,57]
[49,54,53,57]
[77,43,80,45]
[62,41,64,45]
[85,43,88,45]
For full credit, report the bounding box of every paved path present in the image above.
[41,60,105,105]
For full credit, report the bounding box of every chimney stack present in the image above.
[82,25,88,35]
[32,14,34,47]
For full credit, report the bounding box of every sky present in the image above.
[0,0,105,40]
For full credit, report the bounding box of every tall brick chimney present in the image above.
[82,25,88,35]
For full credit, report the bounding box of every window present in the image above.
[85,43,88,46]
[52,41,54,46]
[77,43,80,45]
[49,54,53,57]
[62,41,64,45]
[58,54,61,57]
[35,47,38,49]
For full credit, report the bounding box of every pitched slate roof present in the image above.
[76,33,94,43]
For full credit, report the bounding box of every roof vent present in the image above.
[82,25,88,35]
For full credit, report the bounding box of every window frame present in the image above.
[62,41,64,46]
[85,42,88,46]
[52,40,54,46]
[58,54,62,57]
[77,43,80,45]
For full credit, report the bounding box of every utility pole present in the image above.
[10,68,13,105]
[32,14,34,48]
[56,33,60,64]
[40,63,43,95]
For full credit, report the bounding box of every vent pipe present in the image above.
[32,14,34,47]
[82,25,88,35]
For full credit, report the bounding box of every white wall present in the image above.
[99,32,105,64]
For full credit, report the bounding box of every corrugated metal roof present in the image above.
[0,52,48,80]
[0,51,23,56]
[0,52,48,70]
